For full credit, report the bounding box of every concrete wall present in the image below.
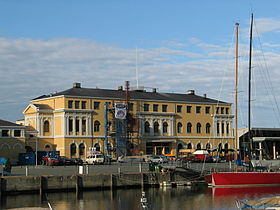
[0,171,200,194]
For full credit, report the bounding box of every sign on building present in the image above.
[115,103,127,119]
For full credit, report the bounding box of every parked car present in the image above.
[143,155,153,162]
[70,158,83,165]
[44,157,59,166]
[58,156,73,165]
[211,156,221,163]
[178,155,200,163]
[149,155,168,164]
[224,154,235,162]
[164,154,176,161]
[85,154,105,165]
[117,156,144,163]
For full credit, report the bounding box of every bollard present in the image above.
[139,163,142,173]
[25,166,28,176]
[86,165,89,174]
[79,166,83,174]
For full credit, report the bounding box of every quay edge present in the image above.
[0,171,207,195]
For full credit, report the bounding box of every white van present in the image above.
[85,154,105,164]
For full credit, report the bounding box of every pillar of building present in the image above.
[73,116,76,136]
[159,119,163,136]
[273,142,276,159]
[259,142,263,160]
[149,119,154,136]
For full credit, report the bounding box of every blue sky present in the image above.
[1,0,280,128]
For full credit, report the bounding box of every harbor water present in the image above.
[1,185,280,210]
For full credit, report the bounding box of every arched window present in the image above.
[206,123,211,134]
[218,143,222,153]
[45,145,51,150]
[70,143,77,156]
[163,122,168,133]
[196,123,201,133]
[196,143,201,150]
[187,143,192,149]
[94,120,100,132]
[187,123,192,133]
[79,143,85,156]
[144,121,150,133]
[177,143,183,154]
[217,122,220,134]
[44,121,50,132]
[177,122,183,133]
[226,123,229,135]
[94,143,101,151]
[224,143,229,154]
[153,121,159,133]
[206,143,211,151]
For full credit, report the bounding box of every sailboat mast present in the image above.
[248,13,253,157]
[234,22,239,162]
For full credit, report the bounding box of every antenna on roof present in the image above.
[136,47,139,88]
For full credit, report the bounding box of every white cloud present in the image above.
[254,18,280,34]
[1,35,280,127]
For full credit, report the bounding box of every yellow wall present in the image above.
[23,92,234,158]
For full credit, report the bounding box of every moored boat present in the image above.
[211,14,280,188]
[212,172,280,187]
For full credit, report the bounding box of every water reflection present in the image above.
[1,186,280,210]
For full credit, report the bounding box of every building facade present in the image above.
[22,82,234,159]
[0,119,26,164]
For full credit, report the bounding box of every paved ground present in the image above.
[3,161,234,176]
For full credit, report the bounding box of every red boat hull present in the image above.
[212,172,280,187]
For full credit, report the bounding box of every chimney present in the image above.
[203,94,207,98]
[152,88,157,93]
[118,86,123,91]
[187,90,195,95]
[73,82,81,88]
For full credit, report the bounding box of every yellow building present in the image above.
[0,119,26,164]
[22,82,234,158]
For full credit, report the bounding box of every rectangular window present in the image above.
[221,107,224,114]
[226,108,229,114]
[162,104,167,112]
[186,106,192,113]
[177,105,182,113]
[144,104,149,111]
[68,100,73,109]
[82,119,86,133]
[2,130,9,137]
[81,101,86,109]
[14,130,21,137]
[216,107,219,114]
[69,119,73,132]
[94,102,100,110]
[205,106,210,114]
[76,119,80,132]
[75,101,80,109]
[153,104,158,112]
[196,106,201,113]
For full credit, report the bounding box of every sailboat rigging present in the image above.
[210,14,280,187]
[248,13,253,159]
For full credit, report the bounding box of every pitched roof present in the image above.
[33,86,229,105]
[33,104,53,110]
[0,119,23,127]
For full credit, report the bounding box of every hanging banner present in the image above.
[115,103,127,119]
